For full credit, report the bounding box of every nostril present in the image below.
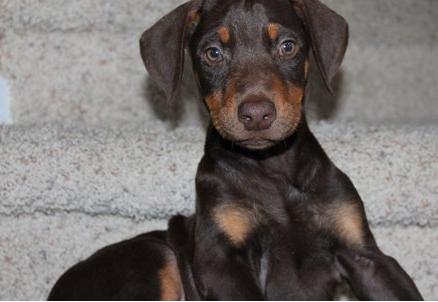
[243,115,252,122]
[238,100,277,131]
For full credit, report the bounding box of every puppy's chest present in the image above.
[242,194,339,299]
[235,175,329,233]
[217,175,334,251]
[209,164,344,297]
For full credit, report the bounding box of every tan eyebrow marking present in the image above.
[267,23,280,41]
[218,26,231,44]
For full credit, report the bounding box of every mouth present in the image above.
[237,138,277,150]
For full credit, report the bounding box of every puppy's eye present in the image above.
[279,40,297,58]
[205,47,224,63]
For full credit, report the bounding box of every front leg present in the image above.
[193,168,266,300]
[320,170,423,300]
[331,207,423,300]
[322,186,422,298]
[192,206,265,300]
[335,247,423,301]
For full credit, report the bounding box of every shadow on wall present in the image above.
[142,55,345,126]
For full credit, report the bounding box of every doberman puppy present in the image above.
[49,0,424,300]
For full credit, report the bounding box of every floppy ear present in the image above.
[140,1,202,105]
[294,0,349,94]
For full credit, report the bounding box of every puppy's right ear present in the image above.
[140,1,202,105]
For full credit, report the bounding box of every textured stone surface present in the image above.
[2,0,437,46]
[1,33,154,125]
[1,122,437,226]
[0,0,186,34]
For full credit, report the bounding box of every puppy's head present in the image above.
[141,0,348,150]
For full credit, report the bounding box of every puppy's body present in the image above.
[48,232,177,300]
[191,123,421,300]
[49,0,423,300]
[49,220,200,301]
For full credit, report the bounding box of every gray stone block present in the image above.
[0,0,186,33]
[1,122,437,226]
[2,0,437,47]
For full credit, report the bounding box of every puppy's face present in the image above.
[190,0,309,150]
[141,0,348,150]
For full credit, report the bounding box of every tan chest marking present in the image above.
[327,202,365,247]
[158,257,183,301]
[213,204,261,246]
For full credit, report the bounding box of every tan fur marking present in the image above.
[158,258,183,301]
[218,26,231,44]
[267,23,280,41]
[330,203,364,247]
[290,86,305,104]
[205,91,223,128]
[205,80,241,139]
[187,9,201,27]
[214,204,259,246]
[304,60,309,79]
[292,2,305,20]
[270,75,303,134]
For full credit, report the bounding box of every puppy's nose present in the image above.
[238,99,277,131]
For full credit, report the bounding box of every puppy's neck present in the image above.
[204,117,312,162]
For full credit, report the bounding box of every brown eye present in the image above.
[279,40,297,57]
[205,47,224,63]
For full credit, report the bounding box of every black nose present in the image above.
[238,99,277,131]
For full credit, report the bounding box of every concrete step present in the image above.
[1,30,437,125]
[0,0,184,34]
[1,122,437,226]
[2,0,437,47]
[0,213,435,300]
[1,122,437,299]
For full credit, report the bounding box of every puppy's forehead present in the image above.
[200,0,302,31]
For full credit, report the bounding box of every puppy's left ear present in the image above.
[140,1,202,105]
[293,0,349,94]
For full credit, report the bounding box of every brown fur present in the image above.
[271,75,303,132]
[158,256,184,301]
[206,91,225,133]
[218,26,231,44]
[290,86,305,105]
[213,204,261,246]
[327,202,364,247]
[187,9,201,27]
[304,60,310,79]
[205,79,242,140]
[267,23,280,41]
